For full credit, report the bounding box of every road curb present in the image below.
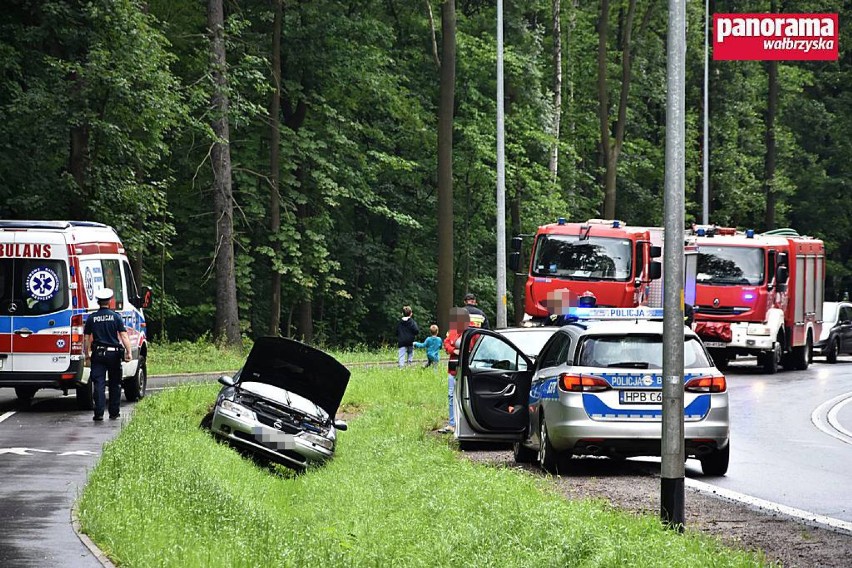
[71,502,116,568]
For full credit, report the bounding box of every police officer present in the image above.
[462,293,490,329]
[84,288,132,421]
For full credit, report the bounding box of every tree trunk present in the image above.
[268,0,282,336]
[437,0,456,336]
[548,0,562,182]
[208,0,240,347]
[598,0,646,219]
[69,123,88,220]
[298,299,313,343]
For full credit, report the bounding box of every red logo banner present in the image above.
[713,13,838,61]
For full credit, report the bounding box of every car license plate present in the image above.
[619,390,662,404]
[703,341,727,348]
[252,426,295,450]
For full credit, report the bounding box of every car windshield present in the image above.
[531,235,632,282]
[498,328,557,359]
[576,334,711,369]
[697,246,764,286]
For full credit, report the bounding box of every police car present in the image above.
[454,307,730,476]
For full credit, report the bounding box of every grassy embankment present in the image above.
[147,338,398,375]
[80,348,767,567]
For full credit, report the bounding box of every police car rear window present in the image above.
[0,259,69,316]
[576,334,711,370]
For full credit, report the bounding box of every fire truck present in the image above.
[509,218,664,323]
[691,225,824,373]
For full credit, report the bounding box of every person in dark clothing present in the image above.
[462,293,490,329]
[396,305,419,368]
[84,288,132,421]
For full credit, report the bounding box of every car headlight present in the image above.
[218,399,257,421]
[299,431,334,451]
[747,324,771,336]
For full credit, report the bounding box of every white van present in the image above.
[0,220,152,409]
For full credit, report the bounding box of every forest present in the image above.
[0,0,849,348]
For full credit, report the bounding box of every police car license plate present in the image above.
[619,390,662,404]
[703,341,727,348]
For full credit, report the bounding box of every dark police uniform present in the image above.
[84,296,126,420]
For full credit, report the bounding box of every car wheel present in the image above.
[700,443,730,476]
[76,381,94,411]
[14,386,38,401]
[538,419,570,475]
[513,439,537,464]
[123,359,147,402]
[827,337,839,364]
[200,411,214,430]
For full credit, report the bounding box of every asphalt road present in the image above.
[0,374,221,568]
[690,355,852,524]
[1,360,850,566]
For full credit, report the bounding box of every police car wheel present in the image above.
[699,444,730,476]
[538,419,570,475]
[826,337,839,364]
[76,381,94,411]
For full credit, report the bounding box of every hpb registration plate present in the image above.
[619,390,662,404]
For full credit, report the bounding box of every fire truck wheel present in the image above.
[76,381,94,411]
[14,386,38,401]
[826,337,839,364]
[760,341,781,374]
[792,335,812,371]
[123,359,147,402]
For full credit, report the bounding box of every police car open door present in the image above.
[457,328,532,436]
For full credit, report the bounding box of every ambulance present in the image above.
[0,220,152,409]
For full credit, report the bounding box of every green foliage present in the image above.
[79,369,765,567]
[2,0,851,342]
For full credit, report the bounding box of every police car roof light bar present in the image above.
[567,307,665,320]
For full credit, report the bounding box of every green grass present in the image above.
[147,338,400,376]
[79,366,767,567]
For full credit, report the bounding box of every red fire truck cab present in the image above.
[691,225,824,373]
[509,218,663,323]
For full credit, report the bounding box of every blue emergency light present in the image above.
[567,307,665,320]
[557,217,566,225]
[746,229,755,238]
[612,220,621,228]
[696,228,706,236]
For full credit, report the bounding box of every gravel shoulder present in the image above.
[460,445,852,567]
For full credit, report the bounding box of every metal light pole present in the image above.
[661,0,686,531]
[496,0,508,329]
[702,0,710,225]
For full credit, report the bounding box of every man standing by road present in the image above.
[463,292,490,329]
[84,288,132,421]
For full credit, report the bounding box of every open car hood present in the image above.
[237,337,351,417]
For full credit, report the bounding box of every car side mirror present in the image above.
[334,420,348,431]
[218,375,235,387]
[650,245,662,258]
[775,265,789,293]
[649,261,662,280]
[508,251,520,272]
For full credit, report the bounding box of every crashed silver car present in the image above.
[204,337,350,470]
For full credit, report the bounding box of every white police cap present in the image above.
[95,288,114,301]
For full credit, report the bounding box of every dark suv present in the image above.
[816,302,852,363]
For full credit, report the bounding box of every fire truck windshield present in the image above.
[697,246,764,286]
[531,236,632,282]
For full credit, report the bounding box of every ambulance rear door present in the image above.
[3,231,73,373]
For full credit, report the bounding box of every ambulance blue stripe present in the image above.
[2,310,73,329]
